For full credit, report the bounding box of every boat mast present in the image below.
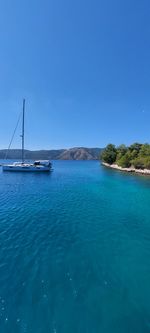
[22,99,25,163]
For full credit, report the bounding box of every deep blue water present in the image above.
[0,160,150,333]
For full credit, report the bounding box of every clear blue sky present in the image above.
[0,0,150,149]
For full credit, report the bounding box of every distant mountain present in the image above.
[0,147,103,160]
[58,147,102,160]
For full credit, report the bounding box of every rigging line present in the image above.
[5,112,22,160]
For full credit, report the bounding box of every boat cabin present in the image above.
[34,160,51,167]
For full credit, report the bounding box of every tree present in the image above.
[116,144,128,160]
[131,157,145,169]
[128,143,142,160]
[139,144,150,157]
[117,152,131,168]
[101,144,117,165]
[129,143,142,153]
[144,157,150,169]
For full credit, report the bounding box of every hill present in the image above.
[0,147,102,160]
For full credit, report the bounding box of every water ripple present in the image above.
[0,161,150,332]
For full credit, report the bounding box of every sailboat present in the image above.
[2,99,52,172]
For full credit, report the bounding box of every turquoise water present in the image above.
[0,160,150,333]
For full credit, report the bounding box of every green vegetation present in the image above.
[100,144,117,164]
[101,143,150,169]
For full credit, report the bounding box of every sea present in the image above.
[0,160,150,333]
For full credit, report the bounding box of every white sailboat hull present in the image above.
[3,164,51,172]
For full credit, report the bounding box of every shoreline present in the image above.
[102,162,150,176]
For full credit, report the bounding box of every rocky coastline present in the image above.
[102,162,150,176]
